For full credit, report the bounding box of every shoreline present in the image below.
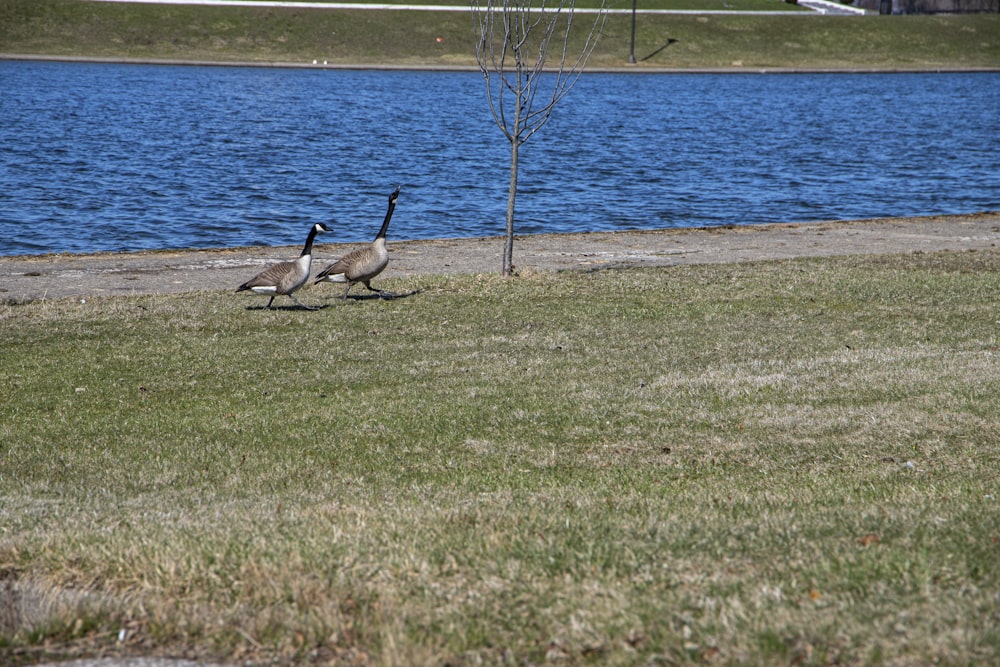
[2,212,998,304]
[4,53,999,74]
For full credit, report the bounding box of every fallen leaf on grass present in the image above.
[858,534,880,547]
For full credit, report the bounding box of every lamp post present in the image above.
[628,0,637,64]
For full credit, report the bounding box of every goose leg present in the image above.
[264,296,275,310]
[364,281,397,299]
[341,284,353,300]
[288,294,318,311]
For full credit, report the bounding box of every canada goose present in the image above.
[237,222,329,310]
[315,186,400,299]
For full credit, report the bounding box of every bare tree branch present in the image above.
[471,0,607,276]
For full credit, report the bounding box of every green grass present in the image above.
[2,250,999,665]
[1,0,998,69]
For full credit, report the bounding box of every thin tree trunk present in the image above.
[503,89,523,277]
[504,137,519,277]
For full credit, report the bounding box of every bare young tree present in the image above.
[472,0,607,276]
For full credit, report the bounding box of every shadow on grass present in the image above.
[641,38,679,62]
[243,289,421,310]
[336,288,423,302]
[243,302,330,311]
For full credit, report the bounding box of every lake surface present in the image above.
[1,60,997,256]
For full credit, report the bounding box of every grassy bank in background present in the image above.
[2,251,999,665]
[1,0,999,69]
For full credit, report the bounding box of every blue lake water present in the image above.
[1,60,998,257]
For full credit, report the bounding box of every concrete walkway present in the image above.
[2,213,998,304]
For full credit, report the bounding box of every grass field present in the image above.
[2,250,999,665]
[2,0,999,69]
[1,2,999,665]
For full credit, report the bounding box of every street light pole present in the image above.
[628,0,637,64]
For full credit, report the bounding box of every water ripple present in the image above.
[1,62,997,256]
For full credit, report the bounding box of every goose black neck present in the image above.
[301,225,320,257]
[376,190,400,240]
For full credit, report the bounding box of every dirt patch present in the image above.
[2,212,998,304]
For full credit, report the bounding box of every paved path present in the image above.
[2,213,998,305]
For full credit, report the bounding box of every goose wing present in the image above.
[315,246,368,282]
[239,260,295,291]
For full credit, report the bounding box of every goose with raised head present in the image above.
[237,222,329,310]
[315,186,400,299]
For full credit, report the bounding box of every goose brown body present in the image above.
[315,187,400,299]
[237,222,329,310]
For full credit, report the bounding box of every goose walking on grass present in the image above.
[315,186,400,300]
[237,222,330,310]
